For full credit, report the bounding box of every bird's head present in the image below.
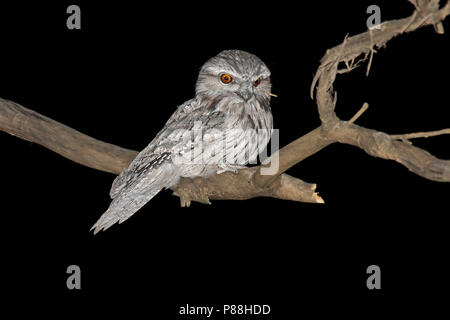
[195,50,273,104]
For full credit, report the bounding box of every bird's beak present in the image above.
[238,84,253,101]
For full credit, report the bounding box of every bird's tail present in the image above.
[91,162,178,234]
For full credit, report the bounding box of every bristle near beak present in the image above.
[264,91,278,97]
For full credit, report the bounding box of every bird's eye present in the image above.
[220,74,233,84]
[254,77,261,87]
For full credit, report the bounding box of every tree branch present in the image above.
[1,0,449,208]
[0,97,137,175]
[332,121,450,182]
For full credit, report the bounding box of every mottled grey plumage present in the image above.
[92,50,273,233]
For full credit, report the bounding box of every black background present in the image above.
[0,0,448,317]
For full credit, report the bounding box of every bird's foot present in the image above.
[173,181,211,207]
[177,191,211,207]
[180,196,191,208]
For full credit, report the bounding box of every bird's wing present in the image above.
[109,96,231,194]
[92,98,230,233]
[109,98,199,199]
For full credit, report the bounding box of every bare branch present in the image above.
[332,122,450,182]
[0,98,137,174]
[252,127,332,188]
[174,168,324,206]
[253,102,371,188]
[305,0,450,183]
[310,0,450,104]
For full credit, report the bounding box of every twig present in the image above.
[391,128,450,140]
[366,30,375,76]
[349,103,369,124]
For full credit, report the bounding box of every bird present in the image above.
[91,49,274,234]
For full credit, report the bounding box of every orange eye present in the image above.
[254,77,261,87]
[220,74,233,84]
